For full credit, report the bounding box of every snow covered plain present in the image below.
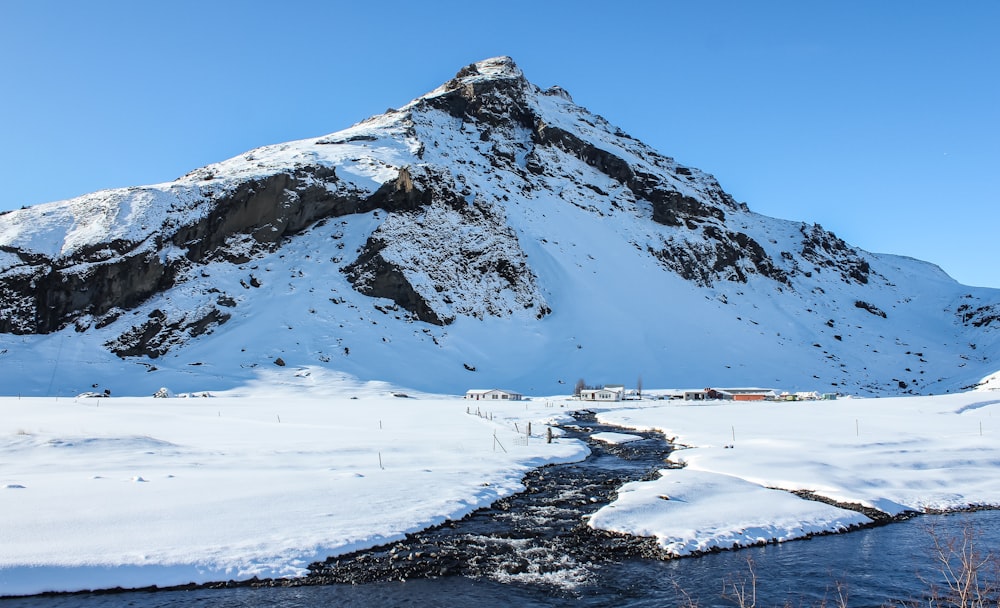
[2,375,1000,597]
[0,372,585,596]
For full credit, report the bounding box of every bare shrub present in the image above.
[724,556,758,608]
[920,519,999,608]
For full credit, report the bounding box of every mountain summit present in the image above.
[1,57,998,396]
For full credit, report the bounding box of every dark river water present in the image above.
[6,413,999,608]
[8,511,998,608]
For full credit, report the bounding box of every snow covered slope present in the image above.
[0,56,997,397]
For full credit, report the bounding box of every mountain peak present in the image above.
[0,57,998,398]
[409,55,537,132]
[454,56,524,82]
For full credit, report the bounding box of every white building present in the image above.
[465,389,524,401]
[579,387,624,402]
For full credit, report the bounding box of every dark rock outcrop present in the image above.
[0,163,456,336]
[105,307,230,358]
[958,301,1000,328]
[533,122,633,183]
[344,180,547,327]
[648,228,788,288]
[800,224,871,285]
[344,237,449,326]
[0,245,175,335]
[0,167,370,335]
[423,58,538,131]
[854,300,887,318]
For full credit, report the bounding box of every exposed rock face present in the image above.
[0,160,503,337]
[423,57,538,132]
[0,167,371,336]
[0,242,172,335]
[175,167,360,260]
[957,299,1000,328]
[854,300,888,319]
[344,237,447,326]
[649,227,788,287]
[533,123,634,184]
[363,167,442,214]
[345,177,547,326]
[798,224,872,285]
[106,307,231,358]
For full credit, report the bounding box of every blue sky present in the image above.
[1,1,997,286]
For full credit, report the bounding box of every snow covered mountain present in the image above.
[1,56,998,397]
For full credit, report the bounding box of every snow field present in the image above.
[590,392,1000,553]
[3,384,1000,596]
[0,388,586,596]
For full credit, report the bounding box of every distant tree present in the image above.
[574,378,586,397]
[636,375,643,399]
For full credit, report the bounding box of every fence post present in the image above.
[493,431,507,453]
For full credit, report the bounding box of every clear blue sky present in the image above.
[2,1,997,287]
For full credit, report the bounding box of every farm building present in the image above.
[683,388,731,401]
[465,389,524,401]
[682,389,711,401]
[680,388,779,402]
[579,387,624,402]
[721,388,779,401]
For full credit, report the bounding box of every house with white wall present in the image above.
[579,386,624,402]
[465,389,524,401]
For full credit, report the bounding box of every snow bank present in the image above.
[588,469,871,555]
[590,431,643,444]
[590,393,1000,553]
[976,369,1000,391]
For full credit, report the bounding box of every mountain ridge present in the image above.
[0,56,997,397]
